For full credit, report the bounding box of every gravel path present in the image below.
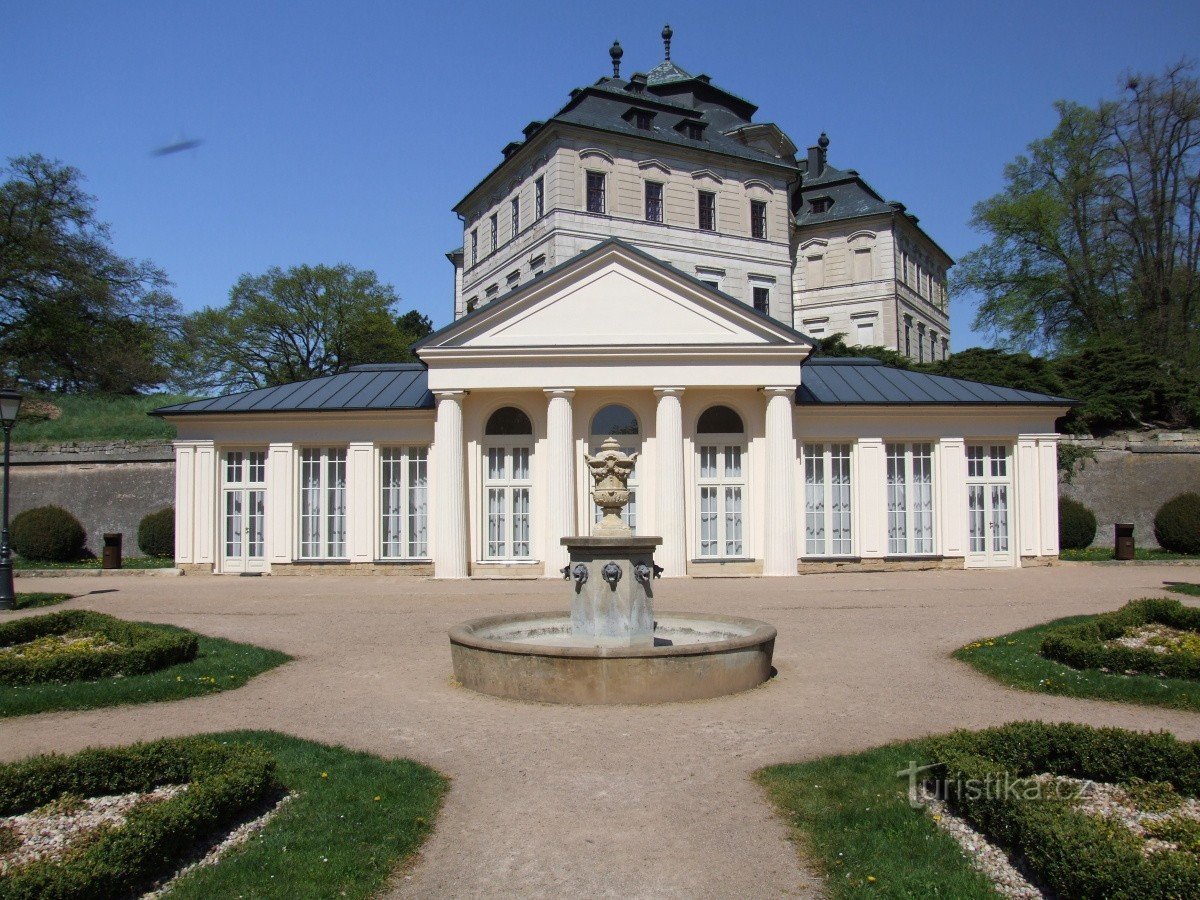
[4,565,1200,898]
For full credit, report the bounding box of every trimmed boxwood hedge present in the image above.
[0,611,198,686]
[1040,597,1200,680]
[137,507,174,559]
[1058,497,1098,550]
[924,722,1200,898]
[1155,492,1200,554]
[9,506,86,563]
[0,736,278,899]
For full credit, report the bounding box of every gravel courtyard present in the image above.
[4,566,1200,898]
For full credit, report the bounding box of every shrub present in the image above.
[137,507,174,558]
[0,611,198,686]
[1058,497,1097,549]
[1040,597,1200,680]
[1155,492,1200,554]
[923,722,1200,899]
[9,505,85,562]
[0,736,277,898]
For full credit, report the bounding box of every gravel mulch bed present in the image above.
[1108,623,1200,656]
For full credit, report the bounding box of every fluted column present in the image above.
[433,390,469,578]
[544,388,575,576]
[654,387,686,577]
[763,387,798,576]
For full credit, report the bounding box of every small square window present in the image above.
[633,110,653,130]
[700,279,720,290]
[810,197,832,214]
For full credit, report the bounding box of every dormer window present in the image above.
[624,108,655,130]
[677,121,705,141]
[810,197,832,214]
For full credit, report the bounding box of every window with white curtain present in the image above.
[380,447,429,559]
[804,443,852,556]
[886,443,935,555]
[483,407,534,560]
[299,448,347,558]
[696,405,746,559]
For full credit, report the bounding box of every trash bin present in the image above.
[1114,523,1135,561]
[102,533,122,570]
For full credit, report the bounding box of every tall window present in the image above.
[299,448,347,558]
[967,444,1011,559]
[644,181,663,222]
[696,405,746,558]
[804,444,852,556]
[223,450,266,571]
[930,331,938,361]
[590,405,641,531]
[471,229,478,265]
[380,447,428,559]
[534,176,544,219]
[586,171,606,214]
[917,323,926,363]
[483,407,533,560]
[805,252,825,289]
[750,200,767,239]
[510,197,520,240]
[752,286,769,314]
[489,213,497,252]
[904,316,912,357]
[698,191,716,231]
[855,319,875,345]
[852,247,872,281]
[886,443,934,555]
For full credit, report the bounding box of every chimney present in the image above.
[807,132,829,176]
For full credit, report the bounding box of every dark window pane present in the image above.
[750,200,767,239]
[645,182,663,222]
[486,407,533,435]
[697,405,744,434]
[753,286,769,313]
[699,191,716,231]
[590,404,640,436]
[586,172,606,214]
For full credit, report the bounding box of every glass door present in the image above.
[222,450,267,573]
[966,444,1014,567]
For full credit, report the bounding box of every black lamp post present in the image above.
[0,389,21,610]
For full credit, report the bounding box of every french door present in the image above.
[483,443,532,559]
[966,444,1014,567]
[696,442,746,558]
[222,450,267,573]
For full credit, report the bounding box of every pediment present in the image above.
[419,241,808,351]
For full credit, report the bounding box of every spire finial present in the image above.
[662,24,673,60]
[817,132,830,149]
[609,40,623,77]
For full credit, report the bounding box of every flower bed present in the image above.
[0,737,277,898]
[0,611,198,686]
[1040,598,1200,679]
[925,722,1200,898]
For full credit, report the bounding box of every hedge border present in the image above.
[0,736,278,899]
[1040,598,1200,680]
[0,611,198,686]
[923,722,1200,898]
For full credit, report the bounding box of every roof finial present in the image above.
[609,40,623,77]
[662,24,673,60]
[817,132,830,150]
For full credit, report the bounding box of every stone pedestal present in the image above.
[561,536,661,647]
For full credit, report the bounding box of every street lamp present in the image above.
[0,390,21,610]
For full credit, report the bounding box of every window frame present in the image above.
[297,447,348,560]
[698,190,716,231]
[695,434,748,560]
[534,176,545,219]
[644,180,664,223]
[221,449,267,568]
[489,213,498,253]
[803,443,853,557]
[750,199,768,239]
[752,285,770,314]
[510,196,520,241]
[379,446,430,560]
[885,442,936,556]
[586,170,606,214]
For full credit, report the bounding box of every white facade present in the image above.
[166,243,1064,578]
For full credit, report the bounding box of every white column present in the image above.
[433,390,469,578]
[543,388,575,576]
[266,442,295,564]
[762,387,798,576]
[654,387,686,576]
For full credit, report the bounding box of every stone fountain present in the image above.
[449,436,776,704]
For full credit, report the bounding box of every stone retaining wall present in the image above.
[1060,432,1200,549]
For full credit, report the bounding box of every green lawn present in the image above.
[0,625,289,717]
[10,592,73,610]
[13,392,193,446]
[1166,582,1200,597]
[165,731,447,899]
[954,611,1200,711]
[12,556,175,570]
[757,740,995,899]
[1060,547,1200,561]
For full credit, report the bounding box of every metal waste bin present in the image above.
[1114,523,1135,561]
[102,533,122,569]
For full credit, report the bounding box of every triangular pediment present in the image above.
[417,240,809,352]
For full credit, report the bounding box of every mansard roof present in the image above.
[796,358,1073,407]
[151,364,433,417]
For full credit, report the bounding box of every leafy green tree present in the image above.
[0,154,179,393]
[958,62,1200,364]
[183,264,431,391]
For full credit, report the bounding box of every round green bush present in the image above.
[10,505,86,562]
[137,507,175,558]
[1155,492,1200,554]
[1058,497,1097,550]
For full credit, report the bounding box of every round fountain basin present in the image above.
[449,611,776,705]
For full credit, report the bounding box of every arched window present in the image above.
[695,406,746,558]
[589,405,641,530]
[483,406,533,559]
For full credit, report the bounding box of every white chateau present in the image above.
[157,30,1067,578]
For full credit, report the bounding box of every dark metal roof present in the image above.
[796,358,1074,407]
[151,364,434,417]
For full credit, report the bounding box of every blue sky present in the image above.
[4,1,1199,348]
